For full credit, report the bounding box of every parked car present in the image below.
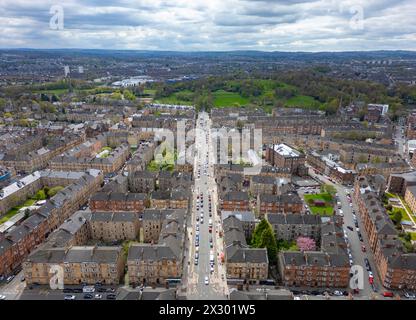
[383,291,394,298]
[404,292,416,299]
[106,294,116,300]
[64,295,76,300]
[0,295,6,300]
[347,226,354,231]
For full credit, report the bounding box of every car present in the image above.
[0,295,6,300]
[94,294,103,299]
[358,233,363,242]
[106,294,117,300]
[204,276,209,285]
[210,266,214,273]
[333,290,343,296]
[356,227,360,232]
[347,226,354,231]
[20,276,25,282]
[194,259,198,265]
[369,272,374,284]
[404,292,416,299]
[83,293,93,299]
[6,275,15,283]
[383,291,394,298]
[64,295,76,300]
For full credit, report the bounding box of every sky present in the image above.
[0,0,415,52]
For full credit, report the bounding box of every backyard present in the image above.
[0,186,64,224]
[304,193,335,216]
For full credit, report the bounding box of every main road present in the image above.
[185,112,228,300]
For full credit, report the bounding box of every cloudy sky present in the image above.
[0,0,415,51]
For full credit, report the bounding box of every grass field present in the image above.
[0,198,37,224]
[212,90,250,107]
[155,90,194,105]
[33,88,69,95]
[304,193,334,216]
[143,89,157,96]
[285,95,321,108]
[388,207,412,222]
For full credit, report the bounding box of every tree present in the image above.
[392,210,403,224]
[320,184,337,195]
[123,89,136,101]
[297,237,316,251]
[258,227,278,264]
[47,186,64,198]
[251,219,269,247]
[35,189,47,200]
[252,219,278,264]
[236,120,245,131]
[24,208,31,219]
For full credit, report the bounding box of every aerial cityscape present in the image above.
[1,0,416,305]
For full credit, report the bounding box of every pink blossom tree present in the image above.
[297,236,316,251]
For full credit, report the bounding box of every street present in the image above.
[185,112,228,300]
[307,168,389,300]
[0,271,26,300]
